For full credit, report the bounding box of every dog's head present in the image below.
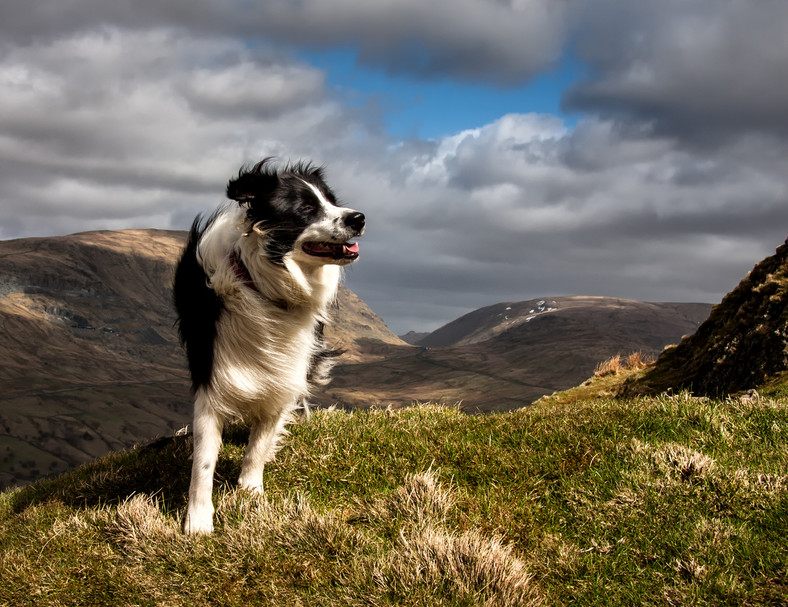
[226,159,365,266]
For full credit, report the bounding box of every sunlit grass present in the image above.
[1,393,786,605]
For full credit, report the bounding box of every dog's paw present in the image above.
[237,476,265,495]
[238,484,265,497]
[182,508,214,535]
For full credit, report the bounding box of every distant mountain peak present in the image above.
[416,296,708,349]
[399,331,430,345]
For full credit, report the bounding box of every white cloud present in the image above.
[0,28,356,238]
[0,1,786,333]
[341,112,787,330]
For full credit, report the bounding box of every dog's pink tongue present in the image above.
[344,243,359,254]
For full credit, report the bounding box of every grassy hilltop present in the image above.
[2,376,786,606]
[2,236,786,604]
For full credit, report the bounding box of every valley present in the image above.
[0,229,711,487]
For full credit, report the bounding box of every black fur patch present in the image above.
[306,322,345,386]
[306,321,345,387]
[173,215,224,391]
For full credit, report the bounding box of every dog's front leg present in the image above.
[183,392,224,535]
[238,414,287,493]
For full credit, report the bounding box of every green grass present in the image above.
[760,370,788,400]
[1,394,787,606]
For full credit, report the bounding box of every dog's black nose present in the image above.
[344,211,365,233]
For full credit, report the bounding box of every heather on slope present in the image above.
[623,238,788,397]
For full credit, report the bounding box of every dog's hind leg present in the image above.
[238,413,289,493]
[183,391,224,535]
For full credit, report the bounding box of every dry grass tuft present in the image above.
[347,470,542,605]
[350,470,455,529]
[674,557,707,581]
[595,352,655,377]
[594,354,622,377]
[624,440,718,491]
[110,494,180,544]
[625,351,654,370]
[649,443,716,483]
[376,526,540,607]
[97,494,187,574]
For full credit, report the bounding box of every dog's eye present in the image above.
[301,203,316,213]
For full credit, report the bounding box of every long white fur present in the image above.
[182,202,346,535]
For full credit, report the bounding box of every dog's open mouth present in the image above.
[302,241,359,260]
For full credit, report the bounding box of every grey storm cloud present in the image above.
[565,0,788,141]
[0,0,786,332]
[0,0,567,84]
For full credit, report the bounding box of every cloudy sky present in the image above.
[2,1,787,333]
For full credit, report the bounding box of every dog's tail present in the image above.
[173,216,225,392]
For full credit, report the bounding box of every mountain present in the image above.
[416,297,711,348]
[622,238,788,397]
[0,230,188,489]
[399,331,430,345]
[0,230,402,489]
[324,287,408,362]
[318,296,713,412]
[0,229,714,489]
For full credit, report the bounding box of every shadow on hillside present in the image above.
[7,425,254,515]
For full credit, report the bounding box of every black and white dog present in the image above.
[173,159,364,534]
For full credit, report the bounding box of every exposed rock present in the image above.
[621,238,788,397]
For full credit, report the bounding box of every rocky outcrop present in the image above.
[621,238,788,397]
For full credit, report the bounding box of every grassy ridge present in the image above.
[1,394,787,605]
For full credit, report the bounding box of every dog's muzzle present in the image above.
[344,211,366,235]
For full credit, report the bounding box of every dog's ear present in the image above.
[226,159,279,205]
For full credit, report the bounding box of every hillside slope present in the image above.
[2,396,786,605]
[0,230,402,489]
[622,238,788,397]
[323,297,712,411]
[0,230,714,488]
[0,230,189,489]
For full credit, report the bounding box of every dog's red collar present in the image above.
[229,251,288,310]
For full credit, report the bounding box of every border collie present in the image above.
[173,159,365,534]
